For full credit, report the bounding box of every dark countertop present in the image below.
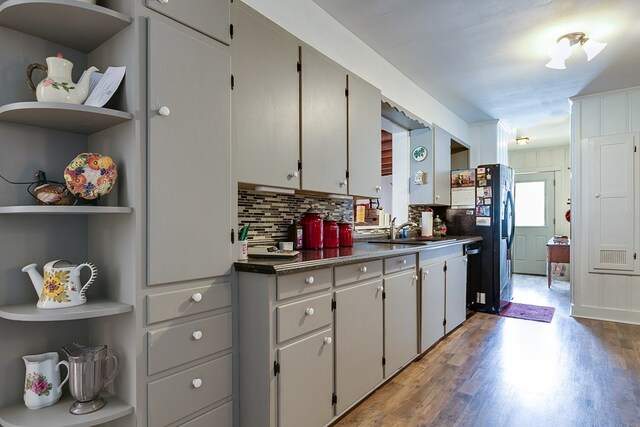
[234,236,481,275]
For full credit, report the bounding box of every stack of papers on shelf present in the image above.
[553,235,569,244]
[84,66,126,108]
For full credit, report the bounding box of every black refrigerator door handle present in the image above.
[507,190,515,249]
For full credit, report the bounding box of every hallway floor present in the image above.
[334,274,640,427]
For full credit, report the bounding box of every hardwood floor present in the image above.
[334,274,640,427]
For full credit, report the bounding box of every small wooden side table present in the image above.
[546,238,570,288]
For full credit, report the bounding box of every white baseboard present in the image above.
[571,304,640,325]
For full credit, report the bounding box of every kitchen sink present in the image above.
[367,237,457,245]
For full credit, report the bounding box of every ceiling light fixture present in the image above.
[515,137,530,146]
[545,32,607,69]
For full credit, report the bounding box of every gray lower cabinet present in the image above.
[347,73,382,198]
[383,269,418,377]
[146,0,230,45]
[147,18,231,286]
[232,5,300,189]
[445,255,468,333]
[334,277,384,414]
[421,260,446,352]
[301,46,348,194]
[277,328,334,427]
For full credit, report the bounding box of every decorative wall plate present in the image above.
[412,146,428,162]
[64,153,118,200]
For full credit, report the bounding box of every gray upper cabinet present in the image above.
[433,125,452,205]
[409,127,435,204]
[148,19,231,286]
[146,0,230,45]
[301,46,348,194]
[347,74,381,198]
[232,7,300,189]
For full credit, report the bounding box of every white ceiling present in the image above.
[313,0,640,149]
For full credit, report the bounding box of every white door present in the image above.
[513,172,555,275]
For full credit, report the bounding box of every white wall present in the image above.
[241,0,470,144]
[508,145,571,238]
[571,86,640,324]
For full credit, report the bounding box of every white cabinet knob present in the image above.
[413,275,419,281]
[424,270,429,276]
[359,265,368,273]
[288,170,299,180]
[401,259,407,265]
[375,186,382,192]
[158,0,169,3]
[339,179,347,188]
[377,285,384,292]
[305,276,314,284]
[158,106,170,116]
[191,293,203,302]
[595,193,601,198]
[192,378,202,388]
[305,307,314,316]
[324,337,332,345]
[192,330,203,340]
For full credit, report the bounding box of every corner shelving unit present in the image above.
[0,299,133,321]
[0,393,133,427]
[0,0,132,53]
[0,1,136,425]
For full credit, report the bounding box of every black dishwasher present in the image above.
[465,242,482,309]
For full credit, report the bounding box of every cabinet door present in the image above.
[445,255,467,333]
[421,261,445,352]
[301,46,348,194]
[148,20,231,285]
[146,0,230,45]
[588,133,639,273]
[233,8,300,188]
[334,279,384,414]
[384,269,418,376]
[409,127,435,204]
[347,74,381,198]
[433,125,451,205]
[277,328,333,427]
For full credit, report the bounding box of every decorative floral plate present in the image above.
[64,153,118,200]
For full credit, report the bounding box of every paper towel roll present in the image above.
[421,211,433,237]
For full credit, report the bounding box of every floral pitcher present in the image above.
[23,352,69,409]
[22,260,98,309]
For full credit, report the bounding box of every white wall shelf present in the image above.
[0,392,133,427]
[0,299,133,322]
[0,102,132,135]
[0,0,132,53]
[0,206,132,215]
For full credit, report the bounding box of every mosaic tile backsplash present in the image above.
[238,189,354,244]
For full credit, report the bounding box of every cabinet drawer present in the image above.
[147,281,230,325]
[148,354,232,427]
[334,260,383,286]
[148,312,231,375]
[384,254,417,275]
[277,268,331,300]
[178,401,232,427]
[146,0,230,45]
[277,293,332,343]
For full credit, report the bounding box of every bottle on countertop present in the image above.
[323,214,339,249]
[287,217,303,249]
[433,215,443,237]
[301,206,323,249]
[337,215,353,247]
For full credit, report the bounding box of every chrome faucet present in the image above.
[389,217,417,239]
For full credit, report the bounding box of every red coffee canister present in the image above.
[323,214,339,249]
[338,215,353,247]
[302,206,323,249]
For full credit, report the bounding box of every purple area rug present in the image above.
[500,302,555,323]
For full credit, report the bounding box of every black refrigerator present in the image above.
[446,164,515,313]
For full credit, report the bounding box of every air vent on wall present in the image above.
[600,250,626,265]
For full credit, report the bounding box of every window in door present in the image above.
[515,181,546,227]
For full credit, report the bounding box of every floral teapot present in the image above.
[22,260,98,309]
[26,54,98,104]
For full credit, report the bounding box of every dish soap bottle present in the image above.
[433,215,443,237]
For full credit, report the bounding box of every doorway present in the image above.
[513,172,555,275]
